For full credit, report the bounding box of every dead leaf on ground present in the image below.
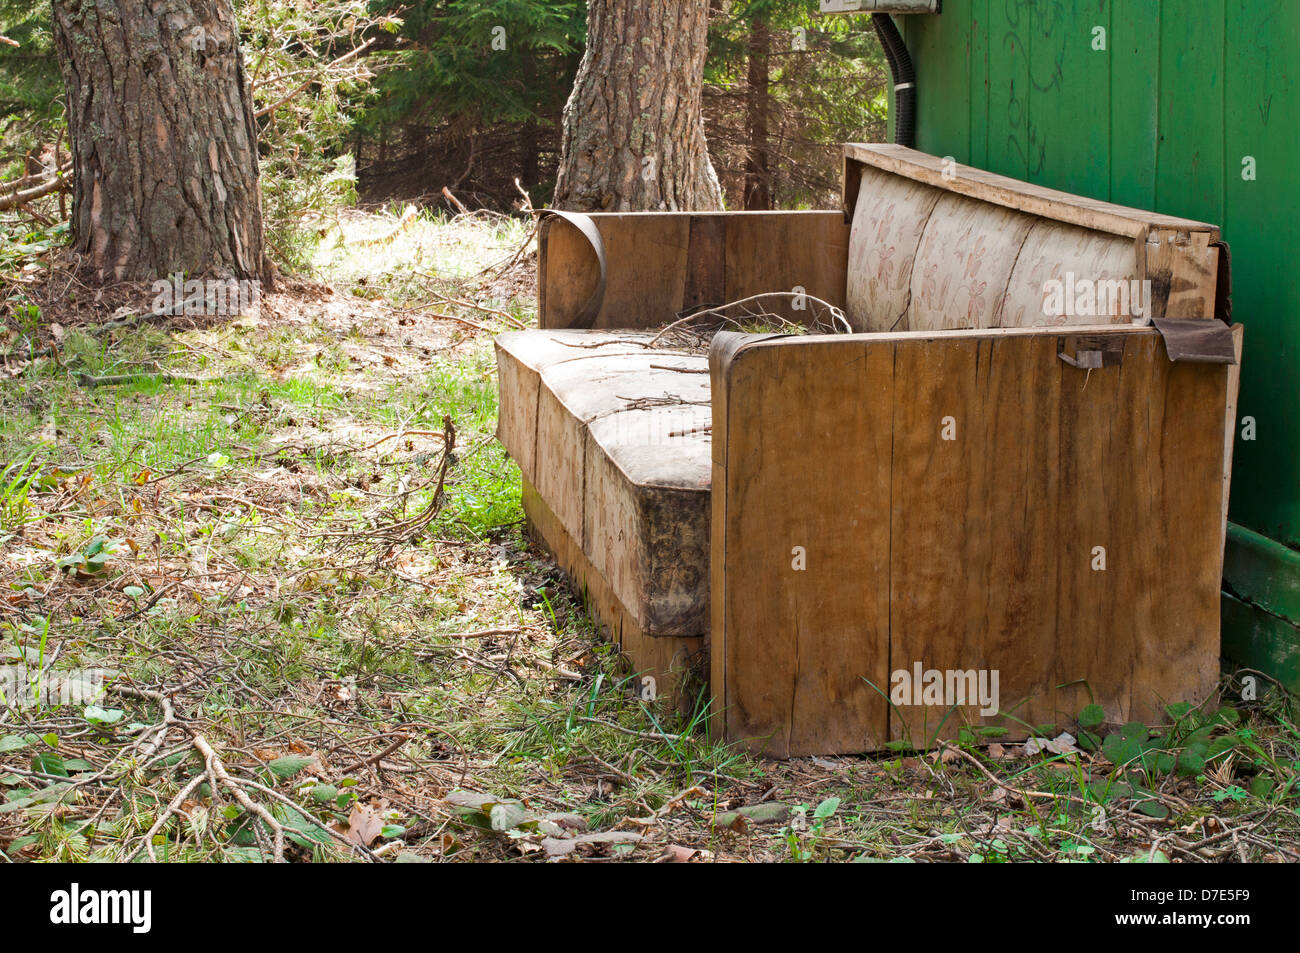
[711,802,792,831]
[1023,732,1081,758]
[541,831,642,858]
[336,802,385,848]
[659,845,710,862]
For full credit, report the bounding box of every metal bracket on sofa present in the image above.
[1057,334,1126,369]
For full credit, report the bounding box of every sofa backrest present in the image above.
[842,144,1225,332]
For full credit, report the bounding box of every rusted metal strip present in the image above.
[1152,317,1238,364]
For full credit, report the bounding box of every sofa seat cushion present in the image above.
[495,330,712,637]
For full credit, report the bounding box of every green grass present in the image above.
[0,213,758,863]
[0,212,1297,863]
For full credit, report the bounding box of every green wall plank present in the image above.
[969,0,991,169]
[1153,0,1226,223]
[1221,593,1300,695]
[1107,0,1160,209]
[1221,0,1300,545]
[984,0,1033,179]
[1225,523,1300,627]
[1027,0,1111,194]
[906,1,972,161]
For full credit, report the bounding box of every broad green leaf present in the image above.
[1206,735,1239,759]
[0,795,36,814]
[1120,722,1148,742]
[267,754,313,778]
[813,797,840,819]
[30,752,66,777]
[279,808,333,847]
[84,706,124,725]
[1078,703,1105,728]
[1133,793,1170,819]
[488,801,528,831]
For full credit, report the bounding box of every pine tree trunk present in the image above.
[51,0,269,283]
[743,14,771,210]
[554,0,723,211]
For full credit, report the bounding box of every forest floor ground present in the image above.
[0,209,1298,863]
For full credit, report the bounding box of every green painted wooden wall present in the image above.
[896,0,1300,686]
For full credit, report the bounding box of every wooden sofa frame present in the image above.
[503,144,1242,757]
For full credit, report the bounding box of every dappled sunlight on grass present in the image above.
[311,206,533,295]
[0,212,1296,863]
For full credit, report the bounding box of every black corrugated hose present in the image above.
[871,12,916,148]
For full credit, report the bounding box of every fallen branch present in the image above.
[578,717,683,744]
[0,160,70,196]
[0,172,70,212]
[624,785,707,829]
[305,415,456,552]
[118,682,374,863]
[361,429,448,452]
[937,741,1156,820]
[414,282,528,330]
[441,186,469,215]
[77,366,206,387]
[403,308,493,334]
[352,205,417,248]
[443,627,522,640]
[646,291,851,348]
[470,177,542,280]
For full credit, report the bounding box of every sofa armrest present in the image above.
[538,210,849,330]
[709,324,1241,757]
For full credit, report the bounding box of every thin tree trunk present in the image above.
[554,0,723,211]
[743,13,771,210]
[51,0,269,283]
[521,119,540,191]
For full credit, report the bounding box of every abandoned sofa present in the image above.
[496,144,1242,757]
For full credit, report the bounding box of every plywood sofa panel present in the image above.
[711,325,1241,754]
[539,211,851,330]
[709,335,894,757]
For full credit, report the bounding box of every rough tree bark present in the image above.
[743,13,771,210]
[51,0,270,283]
[554,0,723,211]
